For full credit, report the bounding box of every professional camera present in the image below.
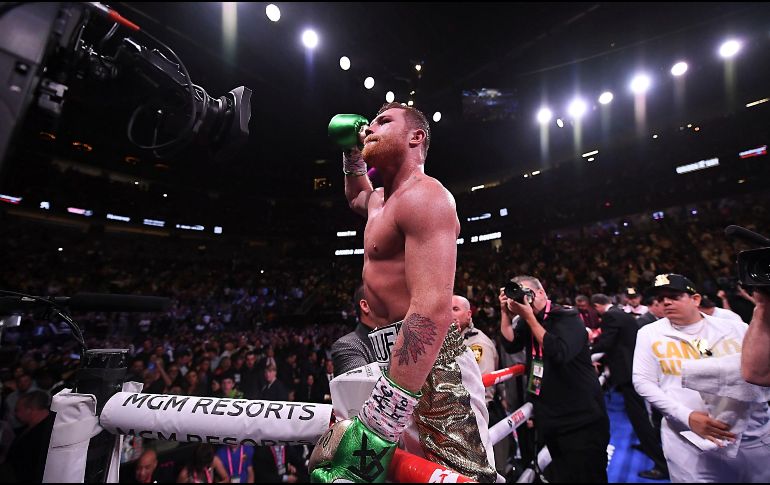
[503,280,535,304]
[0,2,252,168]
[725,225,770,289]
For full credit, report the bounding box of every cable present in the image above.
[127,29,197,152]
[0,290,87,353]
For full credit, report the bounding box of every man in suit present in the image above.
[261,364,288,402]
[591,293,668,480]
[331,285,388,376]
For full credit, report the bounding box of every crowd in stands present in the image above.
[0,190,766,482]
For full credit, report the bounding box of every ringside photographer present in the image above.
[499,276,609,483]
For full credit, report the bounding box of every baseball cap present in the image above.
[625,287,641,298]
[648,273,698,295]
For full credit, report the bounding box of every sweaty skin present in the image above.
[345,107,460,393]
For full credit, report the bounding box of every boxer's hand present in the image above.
[309,373,420,483]
[309,417,395,483]
[329,114,369,176]
[328,114,369,151]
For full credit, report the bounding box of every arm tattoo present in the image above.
[393,313,438,365]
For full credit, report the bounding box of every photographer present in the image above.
[742,289,770,386]
[499,276,609,483]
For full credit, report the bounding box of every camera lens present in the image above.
[748,253,770,285]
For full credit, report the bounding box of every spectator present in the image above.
[296,373,323,404]
[260,365,288,402]
[699,294,743,322]
[215,444,254,484]
[575,295,601,330]
[252,444,308,483]
[7,391,54,483]
[176,444,229,483]
[622,287,648,318]
[636,296,665,327]
[128,448,174,484]
[4,373,37,431]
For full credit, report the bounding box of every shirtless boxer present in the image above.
[309,104,495,482]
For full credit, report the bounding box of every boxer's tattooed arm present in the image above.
[393,313,438,365]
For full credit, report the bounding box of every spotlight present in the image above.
[630,74,651,94]
[537,107,553,124]
[339,56,351,70]
[598,91,614,104]
[433,112,442,122]
[302,29,319,49]
[415,64,422,72]
[364,77,375,89]
[671,61,688,76]
[265,4,281,22]
[719,39,742,59]
[567,98,587,119]
[385,91,395,103]
[407,100,414,106]
[556,118,564,128]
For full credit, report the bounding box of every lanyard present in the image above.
[269,445,286,473]
[227,446,244,477]
[192,467,212,483]
[530,300,552,360]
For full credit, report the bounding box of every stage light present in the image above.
[671,61,688,76]
[746,97,769,108]
[556,118,564,128]
[537,107,553,124]
[339,56,351,70]
[598,91,613,104]
[433,111,442,122]
[415,64,422,72]
[567,98,587,119]
[385,91,394,102]
[265,4,281,22]
[719,39,741,59]
[407,100,414,106]
[630,74,651,94]
[302,29,319,49]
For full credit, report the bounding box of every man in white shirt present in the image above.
[633,273,770,483]
[622,287,648,318]
[699,295,744,322]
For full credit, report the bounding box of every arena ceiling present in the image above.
[7,2,770,199]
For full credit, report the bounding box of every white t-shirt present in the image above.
[633,314,770,441]
[712,306,744,322]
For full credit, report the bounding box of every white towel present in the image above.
[680,354,770,458]
[682,353,770,403]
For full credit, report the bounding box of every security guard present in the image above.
[452,294,499,403]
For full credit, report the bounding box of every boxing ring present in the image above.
[43,360,609,483]
[41,363,535,483]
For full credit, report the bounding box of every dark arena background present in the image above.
[1,2,770,484]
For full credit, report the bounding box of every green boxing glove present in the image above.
[309,373,421,483]
[309,417,395,483]
[328,114,369,151]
